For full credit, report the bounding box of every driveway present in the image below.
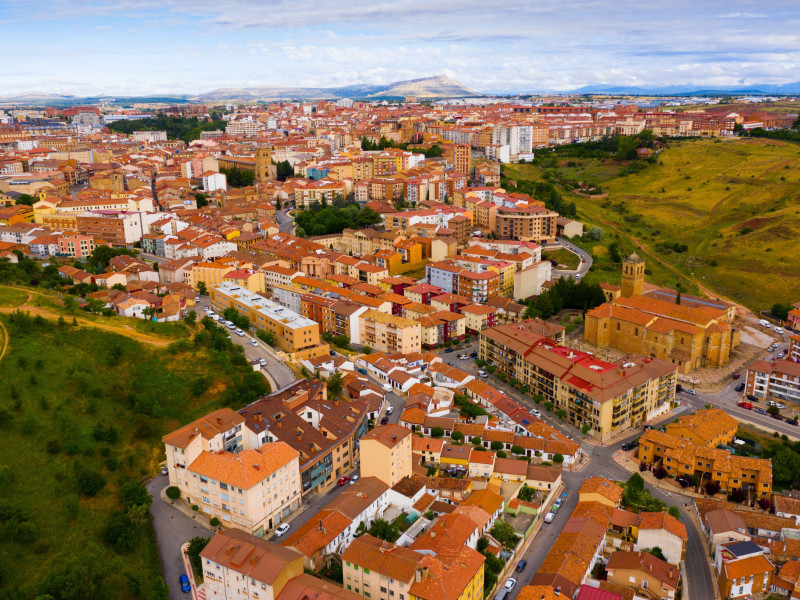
[147,476,212,600]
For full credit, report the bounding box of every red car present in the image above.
[737,402,753,410]
[337,477,350,486]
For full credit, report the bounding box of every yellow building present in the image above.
[210,282,329,360]
[578,477,623,508]
[585,255,739,374]
[637,430,772,497]
[189,261,236,290]
[359,309,422,354]
[359,424,412,487]
[664,408,737,448]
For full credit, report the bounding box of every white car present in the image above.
[259,358,267,367]
[458,354,469,360]
[235,328,245,336]
[386,406,394,415]
[212,315,220,321]
[531,409,541,417]
[769,401,786,409]
[544,512,555,523]
[195,296,200,302]
[504,579,516,592]
[775,327,784,334]
[275,523,290,537]
[478,370,488,378]
[350,475,360,485]
[250,339,259,347]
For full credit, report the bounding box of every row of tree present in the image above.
[106,115,226,143]
[295,197,382,237]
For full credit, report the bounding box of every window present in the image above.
[363,568,370,575]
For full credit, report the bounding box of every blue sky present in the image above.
[1,0,799,96]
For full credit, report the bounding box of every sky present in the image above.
[1,0,799,96]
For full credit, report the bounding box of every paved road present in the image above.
[276,209,295,234]
[543,237,593,280]
[195,297,297,389]
[147,475,211,600]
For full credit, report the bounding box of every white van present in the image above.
[759,319,771,327]
[544,512,555,523]
[775,326,784,334]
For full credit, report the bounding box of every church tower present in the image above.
[254,147,276,183]
[621,253,645,297]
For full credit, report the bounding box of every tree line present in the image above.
[295,196,383,238]
[107,115,226,144]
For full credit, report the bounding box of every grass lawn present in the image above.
[0,307,264,599]
[541,248,580,270]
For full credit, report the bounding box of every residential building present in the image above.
[359,310,422,354]
[359,424,413,487]
[342,535,421,600]
[200,529,305,600]
[714,540,773,599]
[664,408,737,448]
[745,359,800,403]
[606,551,679,600]
[634,512,688,565]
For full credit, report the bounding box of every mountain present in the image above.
[367,75,477,98]
[570,82,800,96]
[192,75,477,102]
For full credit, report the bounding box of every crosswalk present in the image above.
[580,442,594,457]
[196,584,206,600]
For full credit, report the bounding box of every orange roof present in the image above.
[638,511,688,541]
[188,442,299,489]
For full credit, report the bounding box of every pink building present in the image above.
[58,233,95,258]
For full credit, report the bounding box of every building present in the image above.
[359,309,422,354]
[342,534,421,600]
[634,512,688,565]
[492,206,558,244]
[57,232,95,257]
[714,540,774,599]
[359,424,412,487]
[200,529,305,600]
[585,255,739,374]
[745,359,800,403]
[210,282,329,360]
[606,551,679,600]
[637,430,772,497]
[481,330,677,440]
[663,408,737,448]
[578,477,623,508]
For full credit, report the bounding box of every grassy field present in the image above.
[0,303,266,600]
[0,286,28,307]
[508,138,800,311]
[542,248,580,269]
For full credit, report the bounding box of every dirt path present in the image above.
[0,289,173,348]
[0,319,8,364]
[592,214,757,321]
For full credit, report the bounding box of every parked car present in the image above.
[684,389,697,396]
[385,406,394,415]
[250,339,259,347]
[554,498,564,508]
[275,523,290,537]
[769,401,786,409]
[760,319,771,327]
[235,328,245,337]
[350,475,360,484]
[337,477,350,486]
[747,395,759,402]
[544,512,555,523]
[737,402,753,410]
[478,370,488,378]
[732,373,740,380]
[515,561,527,573]
[458,354,469,360]
[788,419,799,426]
[643,424,654,431]
[754,408,767,415]
[357,367,368,375]
[259,358,267,367]
[772,413,784,421]
[161,466,168,475]
[195,296,200,302]
[775,326,784,334]
[778,352,785,359]
[735,383,745,392]
[504,579,516,592]
[622,440,638,451]
[380,417,389,425]
[531,409,541,417]
[444,347,455,353]
[179,574,191,592]
[330,350,336,356]
[470,351,478,358]
[382,383,393,392]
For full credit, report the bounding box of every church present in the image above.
[584,253,739,374]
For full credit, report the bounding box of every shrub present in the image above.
[668,506,681,519]
[187,536,211,575]
[166,486,181,503]
[705,480,721,496]
[553,453,564,465]
[431,427,444,438]
[74,464,106,497]
[653,466,668,480]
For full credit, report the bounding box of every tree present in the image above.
[187,536,211,574]
[166,486,181,504]
[772,303,792,321]
[326,372,344,401]
[640,461,648,472]
[643,547,666,561]
[75,464,106,497]
[362,346,373,355]
[705,480,721,496]
[142,306,156,321]
[767,405,780,416]
[490,441,504,451]
[477,537,489,552]
[757,497,771,511]
[730,488,747,503]
[196,281,208,296]
[668,506,681,519]
[209,517,221,530]
[257,328,276,346]
[103,510,137,553]
[367,518,400,542]
[111,283,127,292]
[772,447,800,485]
[471,436,482,446]
[191,504,199,518]
[431,427,444,438]
[120,482,152,510]
[184,310,197,326]
[451,431,464,443]
[552,453,564,465]
[195,192,208,208]
[511,445,525,456]
[581,423,592,435]
[653,466,668,480]
[333,334,350,349]
[555,409,567,420]
[490,520,520,550]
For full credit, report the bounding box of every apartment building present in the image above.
[343,535,421,600]
[360,424,412,487]
[745,359,800,403]
[359,309,422,354]
[492,206,558,244]
[606,552,679,600]
[481,325,674,439]
[200,529,305,600]
[210,282,328,360]
[57,232,95,257]
[638,430,772,497]
[239,379,371,494]
[457,270,498,304]
[664,408,737,448]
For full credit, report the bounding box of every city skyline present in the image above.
[2,0,799,96]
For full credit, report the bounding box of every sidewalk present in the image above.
[159,485,216,533]
[180,541,207,600]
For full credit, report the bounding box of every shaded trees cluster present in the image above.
[523,276,606,320]
[107,115,226,143]
[220,166,255,188]
[295,197,382,237]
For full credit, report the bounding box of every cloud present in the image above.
[95,25,115,30]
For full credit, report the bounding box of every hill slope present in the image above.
[368,75,477,98]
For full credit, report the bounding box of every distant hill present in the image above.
[192,75,477,102]
[570,82,800,95]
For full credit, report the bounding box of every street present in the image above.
[147,475,211,600]
[276,209,295,234]
[543,237,593,280]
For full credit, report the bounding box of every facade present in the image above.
[359,309,422,354]
[359,424,413,487]
[714,541,774,599]
[663,408,737,448]
[492,205,558,243]
[745,359,800,403]
[606,551,679,600]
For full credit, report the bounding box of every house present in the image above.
[360,424,412,487]
[634,512,688,565]
[525,464,563,493]
[606,551,679,600]
[714,540,774,599]
[775,495,800,526]
[578,478,623,508]
[703,509,751,552]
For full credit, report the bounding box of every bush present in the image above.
[668,506,681,519]
[730,488,747,503]
[431,427,444,438]
[705,480,721,496]
[166,486,181,503]
[511,445,525,456]
[103,511,137,553]
[187,536,211,576]
[553,453,564,465]
[451,431,464,442]
[639,461,648,472]
[653,466,668,480]
[74,464,106,497]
